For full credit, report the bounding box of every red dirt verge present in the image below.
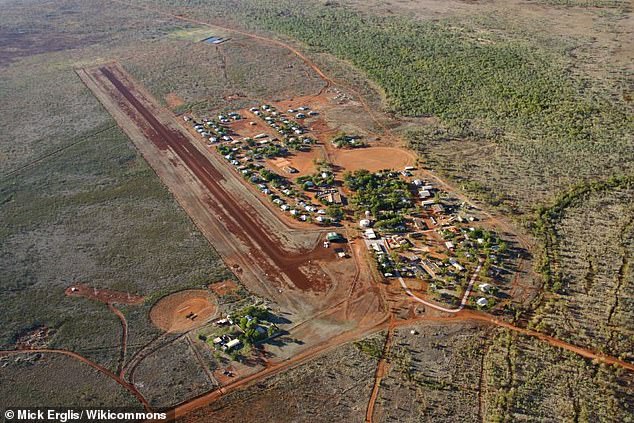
[65,284,144,305]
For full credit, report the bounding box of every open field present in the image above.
[530,179,634,361]
[482,328,634,422]
[375,322,488,422]
[177,335,382,423]
[0,354,139,408]
[133,337,216,409]
[371,321,634,423]
[77,63,377,321]
[65,284,145,305]
[331,147,416,173]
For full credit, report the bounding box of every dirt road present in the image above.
[108,303,129,377]
[0,348,151,410]
[365,321,395,423]
[398,263,482,313]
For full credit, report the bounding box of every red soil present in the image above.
[149,290,218,333]
[98,66,337,292]
[209,280,240,296]
[331,146,416,172]
[65,283,144,305]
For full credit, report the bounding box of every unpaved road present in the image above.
[398,263,482,313]
[365,321,395,423]
[0,348,151,410]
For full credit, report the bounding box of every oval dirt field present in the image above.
[332,147,416,172]
[149,290,218,333]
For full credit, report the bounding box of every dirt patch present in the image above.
[208,280,239,296]
[268,149,322,178]
[165,92,185,109]
[150,290,218,333]
[331,146,416,172]
[65,284,144,305]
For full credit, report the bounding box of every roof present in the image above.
[225,339,241,348]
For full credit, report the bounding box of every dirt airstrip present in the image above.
[77,63,382,327]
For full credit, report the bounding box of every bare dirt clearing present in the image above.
[208,280,239,297]
[65,283,144,305]
[149,290,218,333]
[331,146,416,173]
[165,92,185,108]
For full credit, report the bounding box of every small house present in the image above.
[364,229,377,240]
[327,232,344,242]
[479,283,492,293]
[223,338,242,351]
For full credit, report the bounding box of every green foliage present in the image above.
[344,170,412,227]
[354,335,384,359]
[326,204,344,220]
[181,0,630,157]
[532,175,634,293]
[331,132,365,149]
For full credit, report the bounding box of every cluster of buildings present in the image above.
[208,310,279,355]
[187,105,338,225]
[359,169,505,308]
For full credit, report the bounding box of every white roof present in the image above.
[226,339,241,348]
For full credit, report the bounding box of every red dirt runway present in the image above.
[99,66,335,292]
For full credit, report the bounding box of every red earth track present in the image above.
[0,349,152,410]
[99,67,334,292]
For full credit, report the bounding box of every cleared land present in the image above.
[331,147,416,173]
[150,290,218,333]
[77,63,374,317]
[176,336,382,423]
[65,284,145,305]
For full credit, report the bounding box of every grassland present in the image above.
[134,337,216,408]
[482,329,633,422]
[0,123,233,368]
[376,323,488,422]
[373,323,633,422]
[0,0,233,376]
[144,0,632,215]
[530,177,634,361]
[0,354,139,408]
[177,334,383,422]
[1,0,632,417]
[141,0,633,367]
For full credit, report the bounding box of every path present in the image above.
[73,3,634,419]
[0,349,151,410]
[108,303,129,377]
[110,0,392,136]
[365,321,395,423]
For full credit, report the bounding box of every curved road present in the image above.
[0,349,152,410]
[398,263,483,313]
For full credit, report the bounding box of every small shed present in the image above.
[476,297,489,308]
